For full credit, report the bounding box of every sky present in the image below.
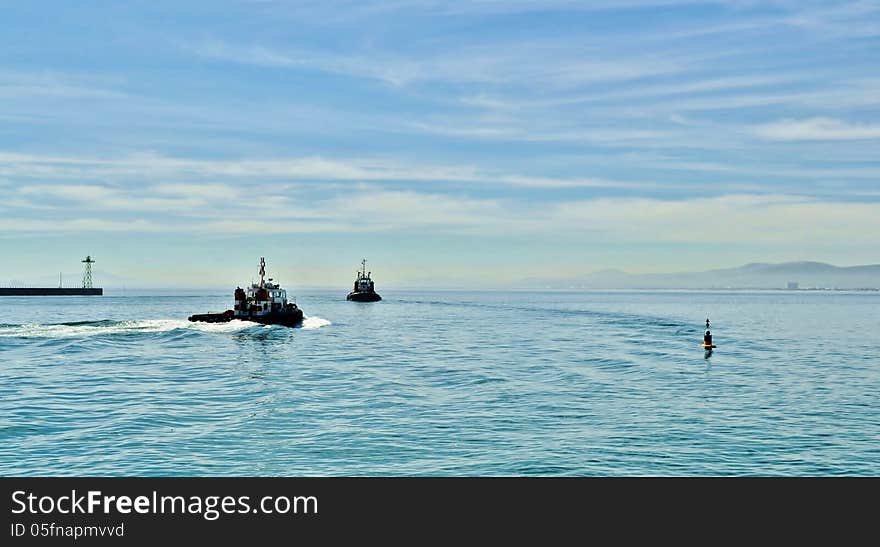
[1,0,879,288]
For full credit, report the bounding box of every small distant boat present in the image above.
[188,257,304,327]
[346,259,381,302]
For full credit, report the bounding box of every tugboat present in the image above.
[346,259,382,302]
[188,257,304,327]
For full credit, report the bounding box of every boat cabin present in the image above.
[353,259,375,293]
[234,258,295,317]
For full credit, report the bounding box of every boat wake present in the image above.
[0,317,333,339]
[302,316,331,330]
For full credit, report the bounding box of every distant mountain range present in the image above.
[522,262,880,290]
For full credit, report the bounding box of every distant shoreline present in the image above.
[26,286,879,296]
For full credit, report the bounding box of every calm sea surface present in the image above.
[1,290,878,476]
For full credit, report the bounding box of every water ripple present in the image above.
[1,290,878,476]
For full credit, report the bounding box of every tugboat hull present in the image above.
[249,309,304,327]
[347,291,381,302]
[188,309,304,328]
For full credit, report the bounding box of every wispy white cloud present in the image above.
[459,74,804,111]
[326,189,506,230]
[17,183,228,214]
[0,71,127,100]
[784,0,880,37]
[187,39,690,88]
[3,0,880,279]
[406,120,674,144]
[456,70,880,120]
[754,117,880,141]
[5,188,880,252]
[552,194,880,245]
[244,0,834,20]
[0,151,650,189]
[0,218,162,233]
[548,150,880,181]
[664,86,880,112]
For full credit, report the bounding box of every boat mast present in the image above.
[361,258,367,279]
[259,257,266,288]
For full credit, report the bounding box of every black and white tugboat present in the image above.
[188,257,304,327]
[346,259,382,302]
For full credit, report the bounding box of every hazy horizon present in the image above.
[5,259,879,291]
[2,1,879,286]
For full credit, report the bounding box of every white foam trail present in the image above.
[302,316,331,330]
[0,316,332,338]
[185,319,255,333]
[0,319,255,339]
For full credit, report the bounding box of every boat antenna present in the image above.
[361,258,367,278]
[259,257,266,288]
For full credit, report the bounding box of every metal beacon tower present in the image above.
[82,255,96,289]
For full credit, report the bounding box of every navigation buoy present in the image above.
[702,318,716,349]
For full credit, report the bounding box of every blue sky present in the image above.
[1,0,879,287]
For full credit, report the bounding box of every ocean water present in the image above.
[1,289,878,476]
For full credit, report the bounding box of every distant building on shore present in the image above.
[786,281,799,290]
